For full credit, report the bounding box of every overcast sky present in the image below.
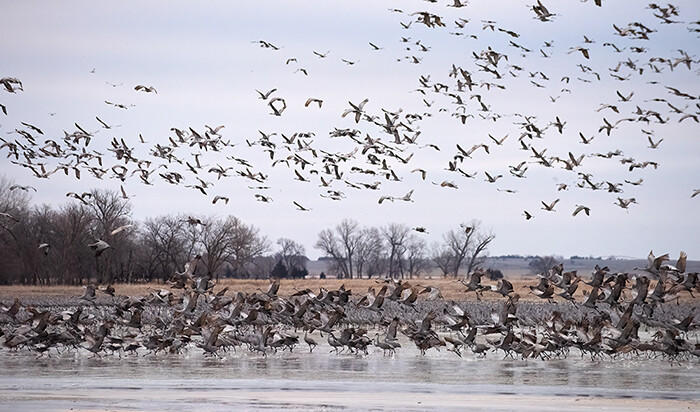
[1,0,698,260]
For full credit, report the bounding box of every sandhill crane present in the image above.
[134,85,157,93]
[327,332,343,354]
[80,284,98,303]
[398,190,414,202]
[357,286,386,312]
[528,282,555,302]
[9,184,36,192]
[185,216,206,226]
[582,286,603,310]
[556,277,580,306]
[304,331,317,353]
[398,286,419,309]
[615,197,637,209]
[484,171,503,183]
[38,243,50,255]
[635,250,670,277]
[268,97,286,116]
[374,333,396,355]
[541,199,560,211]
[460,269,489,300]
[304,98,323,108]
[109,224,133,236]
[418,285,443,300]
[443,304,470,332]
[532,0,554,21]
[0,298,22,319]
[490,278,514,297]
[256,88,277,100]
[84,323,111,358]
[67,192,92,205]
[341,98,369,123]
[572,205,590,216]
[293,201,311,211]
[88,240,111,257]
[647,136,663,149]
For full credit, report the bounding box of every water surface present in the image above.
[0,339,697,411]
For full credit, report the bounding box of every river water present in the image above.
[0,337,697,411]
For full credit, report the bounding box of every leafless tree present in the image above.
[50,203,94,284]
[24,205,58,284]
[355,227,385,279]
[138,214,189,282]
[315,218,361,278]
[436,220,495,277]
[83,189,135,284]
[384,223,410,279]
[529,255,560,275]
[0,175,33,284]
[405,235,428,279]
[276,238,307,274]
[250,255,276,279]
[430,242,454,278]
[464,223,495,275]
[0,175,31,212]
[225,216,269,276]
[199,216,235,278]
[0,177,274,284]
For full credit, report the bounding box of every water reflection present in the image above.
[0,345,697,403]
[497,362,515,385]
[411,357,434,382]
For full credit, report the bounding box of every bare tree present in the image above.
[25,205,58,284]
[335,218,360,279]
[0,178,275,285]
[85,188,132,238]
[464,225,496,275]
[437,220,495,277]
[199,216,235,278]
[529,255,560,275]
[138,214,189,282]
[405,235,428,279]
[83,189,135,283]
[355,227,385,279]
[52,203,94,284]
[315,219,361,279]
[225,216,269,276]
[276,238,307,275]
[0,175,31,213]
[250,255,276,279]
[384,223,410,279]
[430,242,454,278]
[0,175,34,284]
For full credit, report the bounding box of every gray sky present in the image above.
[1,0,699,260]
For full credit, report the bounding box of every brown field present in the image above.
[0,276,695,304]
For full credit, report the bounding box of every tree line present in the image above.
[315,219,494,279]
[0,177,495,285]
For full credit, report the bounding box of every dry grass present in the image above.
[1,276,695,304]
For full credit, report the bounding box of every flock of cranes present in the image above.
[0,1,698,227]
[0,250,697,360]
